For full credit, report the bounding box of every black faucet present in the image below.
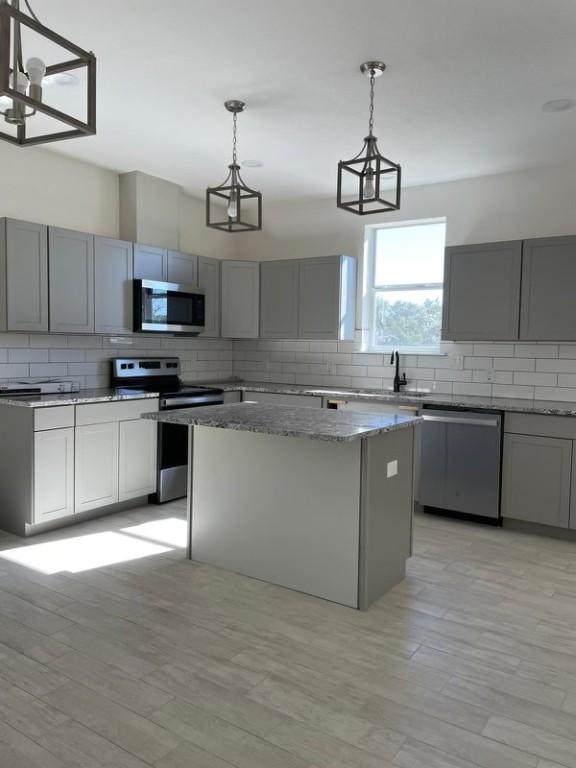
[390,350,407,393]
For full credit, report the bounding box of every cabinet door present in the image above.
[49,227,95,334]
[221,260,260,338]
[520,236,576,340]
[75,422,119,513]
[119,419,157,501]
[33,428,74,523]
[502,433,571,527]
[5,219,49,332]
[94,237,133,335]
[442,241,522,341]
[260,260,299,339]
[167,251,197,286]
[133,244,168,281]
[298,256,341,340]
[197,256,221,337]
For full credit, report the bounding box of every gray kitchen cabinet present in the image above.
[502,432,572,528]
[34,427,75,524]
[221,260,260,338]
[49,227,95,334]
[298,255,356,341]
[198,255,221,337]
[1,218,49,332]
[75,421,119,513]
[94,237,134,335]
[133,243,168,281]
[260,259,299,339]
[167,250,197,286]
[520,236,576,340]
[442,241,522,341]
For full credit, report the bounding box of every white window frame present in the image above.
[362,217,446,354]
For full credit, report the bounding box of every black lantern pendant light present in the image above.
[337,61,401,215]
[206,100,262,232]
[0,0,96,146]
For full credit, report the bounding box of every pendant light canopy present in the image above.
[206,100,262,232]
[0,0,96,147]
[337,61,401,215]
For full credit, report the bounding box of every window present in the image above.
[363,219,446,352]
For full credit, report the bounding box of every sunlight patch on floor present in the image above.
[120,517,187,548]
[0,530,173,574]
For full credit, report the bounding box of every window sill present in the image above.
[361,347,446,356]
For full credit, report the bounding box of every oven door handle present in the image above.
[160,395,224,409]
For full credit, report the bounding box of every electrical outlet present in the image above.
[486,368,495,383]
[450,355,464,370]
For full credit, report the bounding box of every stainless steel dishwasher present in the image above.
[418,405,503,523]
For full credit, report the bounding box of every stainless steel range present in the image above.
[111,357,224,503]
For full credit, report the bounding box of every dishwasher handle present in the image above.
[421,413,500,428]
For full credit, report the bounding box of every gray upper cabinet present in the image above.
[442,241,522,341]
[197,255,221,337]
[260,260,299,339]
[133,243,168,281]
[2,218,49,333]
[167,251,197,286]
[94,237,134,335]
[221,260,260,338]
[298,255,356,341]
[502,432,572,528]
[49,227,95,334]
[520,236,576,340]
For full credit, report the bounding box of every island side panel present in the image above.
[191,426,362,607]
[358,426,415,610]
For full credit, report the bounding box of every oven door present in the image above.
[134,279,205,334]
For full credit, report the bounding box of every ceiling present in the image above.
[18,0,576,200]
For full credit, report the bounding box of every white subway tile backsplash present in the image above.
[492,384,534,399]
[453,382,492,397]
[515,344,558,358]
[537,359,576,373]
[49,349,86,363]
[464,356,492,370]
[336,365,367,377]
[309,341,339,353]
[559,345,576,359]
[8,349,49,363]
[535,387,576,402]
[493,357,536,371]
[0,363,29,377]
[473,344,515,357]
[29,363,68,377]
[513,372,558,386]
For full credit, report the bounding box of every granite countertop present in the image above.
[0,388,160,408]
[193,379,576,417]
[142,402,421,443]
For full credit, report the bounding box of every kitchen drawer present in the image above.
[76,398,159,426]
[34,405,75,431]
[505,412,576,440]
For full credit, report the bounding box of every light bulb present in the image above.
[26,57,46,87]
[11,71,29,93]
[227,189,238,219]
[363,168,375,199]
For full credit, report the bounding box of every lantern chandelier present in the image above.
[206,100,262,232]
[337,61,401,215]
[0,0,96,146]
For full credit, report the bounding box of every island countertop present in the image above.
[142,401,421,442]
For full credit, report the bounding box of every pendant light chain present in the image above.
[368,69,375,137]
[232,110,238,165]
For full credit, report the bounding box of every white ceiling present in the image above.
[21,0,576,200]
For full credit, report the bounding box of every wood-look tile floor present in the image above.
[1,506,576,767]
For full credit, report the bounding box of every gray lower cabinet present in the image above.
[502,431,572,528]
[221,260,260,338]
[442,241,522,341]
[198,255,221,337]
[520,236,576,340]
[134,243,168,281]
[260,259,299,339]
[94,237,134,335]
[1,218,49,332]
[167,250,197,286]
[49,227,95,334]
[34,427,75,524]
[298,255,356,341]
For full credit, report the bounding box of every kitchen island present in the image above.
[143,402,420,609]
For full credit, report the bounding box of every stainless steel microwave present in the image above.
[133,279,205,334]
